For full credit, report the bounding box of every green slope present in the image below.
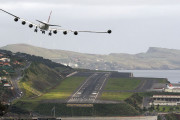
[36,76,86,100]
[20,62,65,97]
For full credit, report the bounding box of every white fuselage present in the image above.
[167,84,180,89]
[39,22,49,31]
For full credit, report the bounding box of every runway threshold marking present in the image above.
[93,73,111,103]
[67,104,93,107]
[67,73,96,103]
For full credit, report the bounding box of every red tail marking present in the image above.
[47,11,52,23]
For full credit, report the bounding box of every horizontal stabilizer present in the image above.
[36,20,61,27]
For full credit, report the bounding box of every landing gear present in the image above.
[42,31,45,34]
[34,27,38,33]
[34,29,38,32]
[48,31,52,36]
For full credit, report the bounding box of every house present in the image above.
[13,60,22,65]
[2,77,7,81]
[2,70,8,75]
[0,58,10,62]
[3,62,11,66]
[2,77,7,80]
[4,83,11,87]
[0,54,3,57]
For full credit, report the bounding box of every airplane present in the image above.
[166,84,180,89]
[0,9,112,36]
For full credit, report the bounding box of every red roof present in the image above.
[3,63,10,65]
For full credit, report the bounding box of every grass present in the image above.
[158,78,169,83]
[14,76,86,111]
[104,78,141,91]
[155,105,180,112]
[34,76,86,100]
[21,82,42,96]
[101,92,133,101]
[22,62,64,93]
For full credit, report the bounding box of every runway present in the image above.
[67,72,110,103]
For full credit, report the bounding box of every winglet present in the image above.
[47,11,52,23]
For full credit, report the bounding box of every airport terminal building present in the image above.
[150,95,180,106]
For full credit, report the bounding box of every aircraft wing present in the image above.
[76,30,111,33]
[0,9,38,27]
[49,28,111,35]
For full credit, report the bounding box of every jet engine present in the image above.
[29,24,33,28]
[107,30,112,34]
[53,30,57,34]
[74,31,78,35]
[22,21,26,25]
[63,31,67,35]
[14,18,18,22]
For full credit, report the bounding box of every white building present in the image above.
[0,58,10,62]
[4,83,11,87]
[150,95,180,106]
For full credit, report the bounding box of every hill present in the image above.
[0,49,74,99]
[21,62,64,96]
[2,44,180,70]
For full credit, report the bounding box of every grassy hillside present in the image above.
[2,44,180,70]
[36,76,86,100]
[20,62,65,98]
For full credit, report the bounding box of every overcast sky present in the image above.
[1,0,180,54]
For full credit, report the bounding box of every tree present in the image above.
[163,107,166,112]
[169,107,173,112]
[0,102,7,116]
[175,106,179,111]
[143,107,147,111]
[156,104,160,111]
[151,104,155,110]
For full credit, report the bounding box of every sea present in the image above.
[118,70,180,83]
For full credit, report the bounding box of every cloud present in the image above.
[1,0,180,6]
[1,1,180,20]
[1,0,180,54]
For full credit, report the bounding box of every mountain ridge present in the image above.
[1,44,180,70]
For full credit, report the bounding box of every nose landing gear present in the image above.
[49,31,52,36]
[42,31,45,34]
[34,27,38,33]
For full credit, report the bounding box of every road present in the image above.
[67,72,110,103]
[10,61,31,100]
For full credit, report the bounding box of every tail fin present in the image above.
[47,11,52,23]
